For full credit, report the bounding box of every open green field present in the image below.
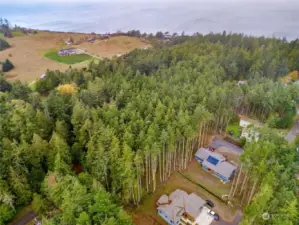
[44,49,92,64]
[12,31,26,37]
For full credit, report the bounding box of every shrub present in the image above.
[2,59,14,72]
[0,74,12,92]
[57,84,77,95]
[0,38,10,51]
[0,204,15,224]
[240,137,247,147]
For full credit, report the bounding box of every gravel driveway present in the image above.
[210,138,243,155]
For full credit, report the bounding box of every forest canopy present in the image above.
[0,32,298,225]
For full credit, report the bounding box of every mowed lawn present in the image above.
[12,31,26,37]
[226,122,241,138]
[44,50,92,64]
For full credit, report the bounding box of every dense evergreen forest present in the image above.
[0,33,299,225]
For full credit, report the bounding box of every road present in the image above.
[285,120,299,144]
[77,49,103,60]
[10,211,37,225]
[211,210,242,225]
[210,138,243,155]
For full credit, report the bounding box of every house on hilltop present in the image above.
[65,37,73,45]
[99,33,110,40]
[157,189,214,225]
[195,148,237,183]
[58,48,84,56]
[88,36,96,42]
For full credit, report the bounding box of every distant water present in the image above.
[0,1,299,40]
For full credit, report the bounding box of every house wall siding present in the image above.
[195,156,203,163]
[202,165,209,171]
[158,210,175,225]
[240,119,251,128]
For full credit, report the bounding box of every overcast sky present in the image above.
[1,0,298,39]
[1,0,297,3]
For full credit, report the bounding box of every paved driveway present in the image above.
[211,210,242,225]
[210,138,243,155]
[285,120,299,144]
[10,211,37,225]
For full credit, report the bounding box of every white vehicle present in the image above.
[207,210,220,221]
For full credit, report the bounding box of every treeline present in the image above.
[0,32,298,225]
[230,128,298,225]
[0,18,12,37]
[0,18,38,38]
[0,38,10,51]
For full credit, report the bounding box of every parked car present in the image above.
[208,147,215,152]
[208,210,220,221]
[205,200,214,208]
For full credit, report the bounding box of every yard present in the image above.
[44,49,92,64]
[1,32,149,82]
[12,31,26,37]
[132,158,240,225]
[226,122,241,138]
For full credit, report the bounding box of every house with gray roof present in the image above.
[157,189,213,225]
[195,148,237,183]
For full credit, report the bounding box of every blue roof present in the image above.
[207,156,219,166]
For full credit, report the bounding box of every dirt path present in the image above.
[285,120,299,144]
[10,211,37,225]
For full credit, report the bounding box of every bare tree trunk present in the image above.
[248,179,258,204]
[162,144,165,182]
[145,155,149,192]
[159,151,162,183]
[229,171,238,199]
[240,173,249,195]
[232,165,243,196]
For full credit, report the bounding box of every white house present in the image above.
[236,80,247,86]
[157,189,214,225]
[239,115,262,142]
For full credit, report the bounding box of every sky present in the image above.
[1,0,298,39]
[1,0,296,3]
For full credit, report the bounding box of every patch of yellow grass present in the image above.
[57,84,77,95]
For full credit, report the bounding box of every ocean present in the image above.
[0,0,299,40]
